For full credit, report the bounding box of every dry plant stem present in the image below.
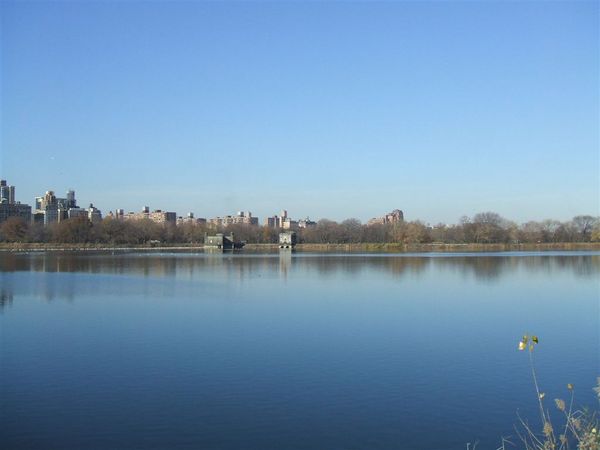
[567,410,584,443]
[529,347,548,427]
[545,406,558,444]
[496,436,513,450]
[515,337,599,450]
[559,390,575,450]
[517,411,544,448]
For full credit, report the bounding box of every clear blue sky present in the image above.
[1,1,598,224]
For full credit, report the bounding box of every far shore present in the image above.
[0,242,599,253]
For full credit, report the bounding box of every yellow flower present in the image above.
[518,341,526,351]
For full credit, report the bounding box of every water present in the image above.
[1,251,598,449]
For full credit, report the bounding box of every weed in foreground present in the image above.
[511,334,599,450]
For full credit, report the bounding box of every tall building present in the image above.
[0,180,15,204]
[34,191,60,225]
[65,204,102,224]
[37,191,57,210]
[264,210,288,228]
[87,204,102,223]
[66,190,76,208]
[209,211,258,227]
[34,189,91,225]
[0,179,32,224]
[0,203,31,224]
[367,209,404,226]
[67,208,88,219]
[148,210,176,224]
[264,210,314,229]
[298,218,317,228]
[177,212,207,226]
[120,206,176,224]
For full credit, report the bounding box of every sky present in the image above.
[1,0,598,224]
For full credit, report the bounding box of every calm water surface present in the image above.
[1,251,598,449]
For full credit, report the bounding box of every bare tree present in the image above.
[341,218,362,243]
[51,217,93,243]
[471,212,510,243]
[572,215,598,241]
[0,217,29,242]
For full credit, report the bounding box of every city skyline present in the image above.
[1,177,597,227]
[1,1,598,223]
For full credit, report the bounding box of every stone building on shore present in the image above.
[367,209,404,226]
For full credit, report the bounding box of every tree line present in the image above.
[0,212,598,245]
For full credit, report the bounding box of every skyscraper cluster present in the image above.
[33,189,102,225]
[0,179,405,231]
[0,180,31,224]
[0,179,102,225]
[264,210,316,229]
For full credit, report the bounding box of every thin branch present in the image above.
[517,411,544,448]
[528,348,548,426]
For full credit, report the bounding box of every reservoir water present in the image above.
[1,251,598,449]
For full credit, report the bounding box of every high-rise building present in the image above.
[34,191,60,225]
[0,203,31,224]
[367,209,404,226]
[148,210,175,224]
[0,180,15,204]
[209,211,258,227]
[66,204,102,223]
[0,179,31,224]
[87,204,102,223]
[298,218,317,228]
[35,191,57,211]
[66,190,76,208]
[120,206,176,224]
[67,208,88,219]
[264,210,311,229]
[34,190,83,225]
[176,212,207,226]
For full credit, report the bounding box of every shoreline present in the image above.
[0,242,599,253]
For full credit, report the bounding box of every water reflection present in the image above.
[0,286,13,309]
[279,251,292,280]
[0,251,598,280]
[0,251,598,311]
[1,251,598,450]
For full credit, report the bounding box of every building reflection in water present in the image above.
[279,251,292,281]
[0,251,598,308]
[0,287,14,311]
